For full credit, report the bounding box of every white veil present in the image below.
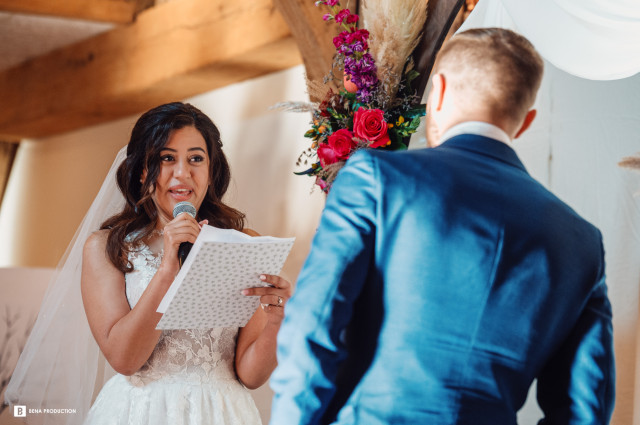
[5,146,128,425]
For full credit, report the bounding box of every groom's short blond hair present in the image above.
[434,28,544,125]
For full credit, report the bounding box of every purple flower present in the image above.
[357,88,373,102]
[322,13,333,21]
[339,45,352,55]
[345,55,377,81]
[359,53,376,71]
[344,56,356,68]
[351,41,365,52]
[319,4,378,102]
[357,74,379,88]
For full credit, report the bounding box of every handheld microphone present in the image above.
[172,201,197,267]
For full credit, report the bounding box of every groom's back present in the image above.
[271,28,613,425]
[337,139,606,424]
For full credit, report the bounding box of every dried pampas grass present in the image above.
[618,153,640,171]
[306,78,333,103]
[271,78,336,113]
[270,102,319,113]
[362,0,428,101]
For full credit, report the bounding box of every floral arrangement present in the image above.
[289,0,428,192]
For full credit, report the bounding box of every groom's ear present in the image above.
[431,74,446,112]
[514,109,537,139]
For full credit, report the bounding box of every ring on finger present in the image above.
[277,296,283,306]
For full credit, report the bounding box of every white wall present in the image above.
[0,120,134,267]
[487,62,640,425]
[535,64,640,425]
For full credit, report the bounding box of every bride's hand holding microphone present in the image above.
[158,201,208,276]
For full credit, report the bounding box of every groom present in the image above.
[270,28,615,424]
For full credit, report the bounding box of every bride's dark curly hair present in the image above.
[101,102,245,273]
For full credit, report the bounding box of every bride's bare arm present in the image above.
[81,230,175,375]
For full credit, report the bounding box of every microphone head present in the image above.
[172,201,196,219]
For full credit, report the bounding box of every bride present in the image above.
[7,102,291,425]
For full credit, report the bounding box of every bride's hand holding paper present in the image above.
[156,224,295,329]
[242,273,293,322]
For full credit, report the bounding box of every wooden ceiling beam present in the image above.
[0,0,301,139]
[273,0,342,100]
[0,0,154,24]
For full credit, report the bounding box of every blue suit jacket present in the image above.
[270,135,615,425]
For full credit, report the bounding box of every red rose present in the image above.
[317,143,339,167]
[353,108,390,148]
[327,129,356,159]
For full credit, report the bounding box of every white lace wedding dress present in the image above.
[83,240,262,425]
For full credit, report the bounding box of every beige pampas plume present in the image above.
[618,153,640,171]
[305,78,334,103]
[270,102,319,113]
[362,0,428,102]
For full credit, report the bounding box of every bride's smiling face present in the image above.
[147,126,211,225]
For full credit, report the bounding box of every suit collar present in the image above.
[440,134,528,173]
[441,121,511,146]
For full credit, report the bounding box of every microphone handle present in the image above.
[178,242,193,268]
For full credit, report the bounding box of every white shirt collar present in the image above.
[440,121,511,146]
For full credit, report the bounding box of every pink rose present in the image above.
[317,143,339,167]
[353,108,390,148]
[315,176,328,191]
[335,9,351,23]
[327,129,356,159]
[333,31,349,48]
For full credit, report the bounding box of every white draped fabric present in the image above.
[458,1,640,424]
[500,0,640,80]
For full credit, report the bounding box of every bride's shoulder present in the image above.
[84,229,109,253]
